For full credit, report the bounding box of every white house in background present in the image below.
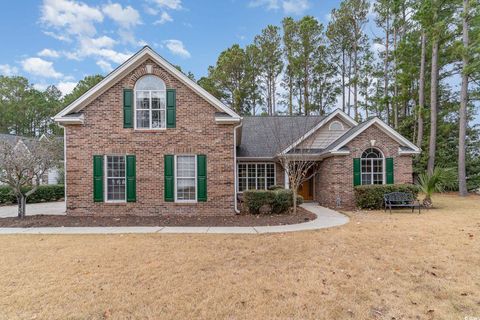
[0,133,64,185]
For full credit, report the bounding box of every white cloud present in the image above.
[154,11,173,25]
[249,0,279,10]
[163,39,190,58]
[40,0,103,37]
[282,0,310,15]
[57,81,77,95]
[38,48,60,58]
[43,31,72,42]
[0,64,19,76]
[96,60,113,73]
[33,83,50,91]
[144,6,159,15]
[152,0,182,10]
[102,3,141,29]
[249,0,310,15]
[21,57,63,78]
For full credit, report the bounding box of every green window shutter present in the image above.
[166,89,176,128]
[164,155,174,202]
[93,155,104,202]
[123,89,133,128]
[197,155,207,202]
[386,158,394,184]
[126,155,136,202]
[353,158,361,186]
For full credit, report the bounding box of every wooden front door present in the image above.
[298,177,313,201]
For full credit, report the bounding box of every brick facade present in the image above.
[313,125,414,209]
[64,58,236,216]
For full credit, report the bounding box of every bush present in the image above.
[267,185,284,191]
[354,184,420,209]
[243,189,303,214]
[0,185,64,205]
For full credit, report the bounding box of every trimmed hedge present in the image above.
[0,185,64,205]
[243,188,303,214]
[354,184,420,209]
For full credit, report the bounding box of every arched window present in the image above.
[361,148,384,185]
[329,121,344,131]
[135,75,166,129]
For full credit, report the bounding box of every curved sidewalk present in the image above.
[0,203,348,235]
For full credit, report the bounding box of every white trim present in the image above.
[134,83,167,130]
[237,156,275,161]
[174,154,197,203]
[53,115,84,125]
[104,155,127,203]
[398,147,421,155]
[63,128,67,206]
[215,117,242,124]
[54,46,240,122]
[280,109,358,155]
[329,120,344,131]
[236,162,276,193]
[331,117,421,153]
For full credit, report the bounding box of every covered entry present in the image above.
[297,166,315,201]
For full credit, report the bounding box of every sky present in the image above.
[0,0,345,96]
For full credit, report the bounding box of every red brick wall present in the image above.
[64,58,236,216]
[314,125,414,209]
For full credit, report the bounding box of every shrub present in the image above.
[242,190,275,214]
[0,185,64,205]
[354,184,419,209]
[243,189,304,214]
[267,185,284,191]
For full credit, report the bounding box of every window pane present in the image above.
[239,177,247,192]
[136,110,149,128]
[136,75,166,91]
[177,178,195,200]
[106,156,125,201]
[177,156,195,178]
[238,164,247,178]
[152,110,165,129]
[136,91,150,109]
[151,91,165,109]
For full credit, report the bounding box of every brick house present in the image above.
[54,46,420,215]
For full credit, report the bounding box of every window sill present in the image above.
[133,129,167,133]
[102,201,128,205]
[174,201,198,205]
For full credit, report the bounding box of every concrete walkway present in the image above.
[0,201,65,218]
[0,202,348,235]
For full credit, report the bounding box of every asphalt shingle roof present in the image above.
[237,116,325,157]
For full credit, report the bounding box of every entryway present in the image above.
[297,167,315,201]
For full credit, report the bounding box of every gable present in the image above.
[299,116,352,149]
[54,46,240,124]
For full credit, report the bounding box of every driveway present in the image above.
[0,202,66,218]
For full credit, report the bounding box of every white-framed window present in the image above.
[175,155,197,202]
[329,120,344,131]
[238,163,276,192]
[105,155,126,202]
[134,75,166,129]
[361,148,384,185]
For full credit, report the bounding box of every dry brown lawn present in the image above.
[0,194,479,320]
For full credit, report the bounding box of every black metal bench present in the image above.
[384,192,421,214]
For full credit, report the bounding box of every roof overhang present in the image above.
[330,117,421,154]
[53,114,85,125]
[54,46,241,123]
[215,116,242,124]
[279,109,358,156]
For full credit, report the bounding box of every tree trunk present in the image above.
[342,50,346,113]
[416,31,426,150]
[304,65,309,116]
[293,189,297,214]
[353,45,359,121]
[427,38,439,175]
[17,194,27,219]
[393,25,398,129]
[459,0,470,196]
[384,11,390,125]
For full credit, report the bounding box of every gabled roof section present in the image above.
[328,117,421,154]
[279,109,358,155]
[54,46,240,122]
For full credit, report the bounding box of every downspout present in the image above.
[233,121,243,214]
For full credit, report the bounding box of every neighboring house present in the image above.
[53,46,420,216]
[0,133,64,185]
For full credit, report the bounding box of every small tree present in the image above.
[417,167,456,207]
[0,138,61,218]
[261,116,319,214]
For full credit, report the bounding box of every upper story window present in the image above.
[329,121,344,131]
[135,75,166,129]
[361,148,384,185]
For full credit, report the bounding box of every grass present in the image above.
[0,193,479,319]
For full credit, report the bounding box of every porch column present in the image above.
[284,162,289,189]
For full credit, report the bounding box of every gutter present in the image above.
[233,121,243,214]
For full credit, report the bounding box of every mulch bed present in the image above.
[0,207,315,228]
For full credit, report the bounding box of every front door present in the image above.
[298,176,314,201]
